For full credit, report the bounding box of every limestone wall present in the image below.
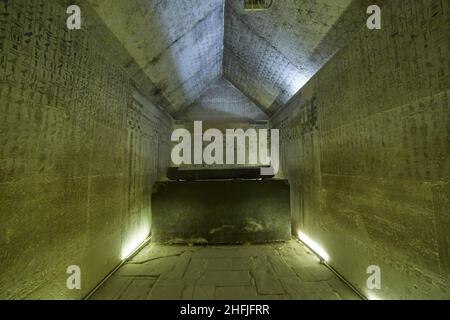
[271,0,449,299]
[0,0,172,299]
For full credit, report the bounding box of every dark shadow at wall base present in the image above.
[151,180,291,244]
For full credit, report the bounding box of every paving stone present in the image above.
[215,286,258,300]
[327,276,361,300]
[279,276,305,296]
[292,288,341,300]
[130,244,196,263]
[259,246,280,257]
[182,286,195,300]
[184,278,197,286]
[161,251,192,280]
[119,278,156,300]
[251,255,274,271]
[93,240,359,300]
[193,286,216,299]
[253,276,285,295]
[231,257,253,270]
[280,240,308,252]
[192,246,262,258]
[90,276,132,300]
[199,270,252,286]
[276,245,298,256]
[251,256,285,295]
[185,258,207,280]
[256,294,291,300]
[147,279,185,300]
[268,255,297,277]
[290,292,338,300]
[192,247,230,258]
[206,258,233,270]
[282,253,319,269]
[116,256,178,276]
[294,265,334,282]
[280,277,340,300]
[251,268,285,295]
[232,246,264,257]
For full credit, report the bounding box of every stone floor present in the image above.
[89,240,360,300]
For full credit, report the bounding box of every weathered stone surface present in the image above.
[279,277,340,300]
[119,278,156,300]
[117,257,178,277]
[147,279,186,300]
[88,0,224,114]
[250,256,286,295]
[268,255,297,278]
[282,254,320,269]
[161,251,192,280]
[271,0,450,300]
[224,0,379,114]
[192,286,216,300]
[251,271,285,295]
[2,0,446,302]
[178,78,268,122]
[130,244,199,264]
[215,286,258,300]
[88,0,369,117]
[90,241,360,300]
[0,0,172,300]
[90,276,132,300]
[152,180,291,244]
[184,258,207,280]
[206,258,234,271]
[199,271,252,287]
[182,286,195,300]
[231,257,254,271]
[294,265,334,282]
[327,276,361,301]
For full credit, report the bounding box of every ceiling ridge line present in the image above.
[225,2,304,73]
[223,45,281,99]
[177,77,269,122]
[220,77,271,117]
[141,3,225,72]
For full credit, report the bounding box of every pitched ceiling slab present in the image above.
[177,77,269,122]
[88,0,225,115]
[223,0,377,115]
[88,0,383,119]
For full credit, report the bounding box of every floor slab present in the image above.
[89,240,361,300]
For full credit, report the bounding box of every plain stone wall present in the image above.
[0,0,172,299]
[152,180,291,244]
[272,0,449,299]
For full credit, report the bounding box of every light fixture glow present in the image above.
[121,228,149,260]
[298,231,330,262]
[366,292,383,300]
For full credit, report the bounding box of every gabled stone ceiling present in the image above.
[177,77,269,122]
[89,0,377,119]
[224,0,377,115]
[88,0,224,114]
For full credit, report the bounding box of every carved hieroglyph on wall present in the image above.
[0,0,172,299]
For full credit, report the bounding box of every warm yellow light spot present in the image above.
[298,231,330,262]
[121,228,149,260]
